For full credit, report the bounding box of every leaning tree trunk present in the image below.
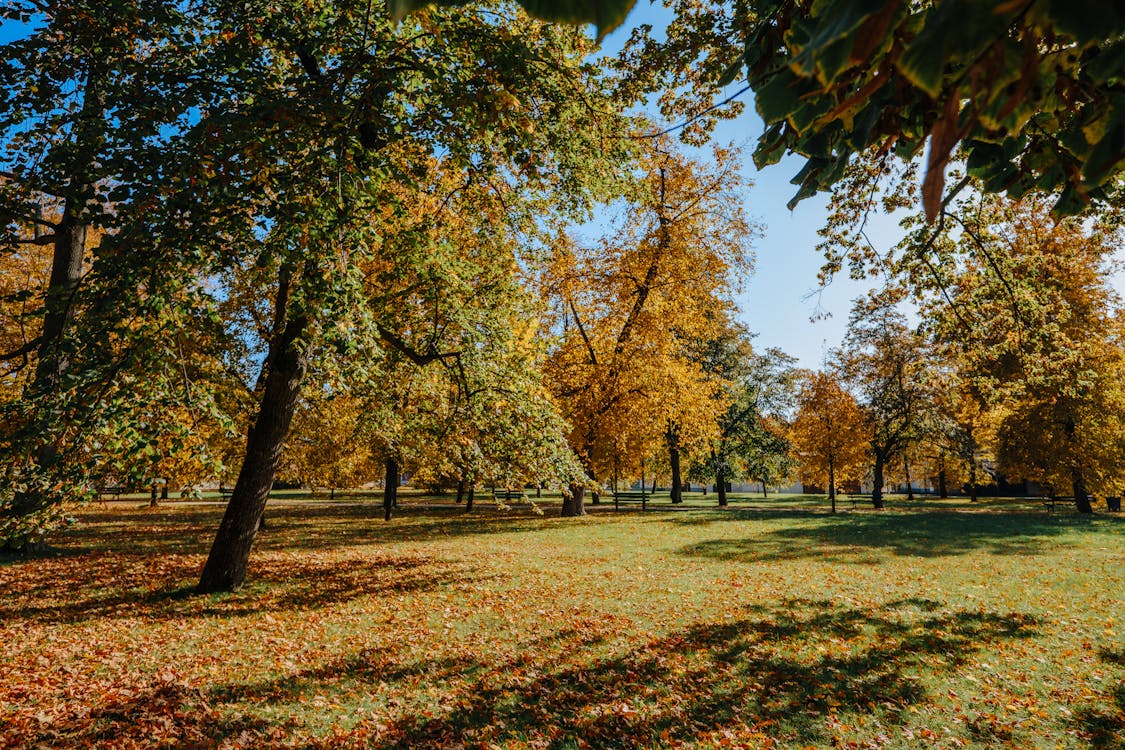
[196,314,309,593]
[871,451,885,509]
[1072,468,1092,514]
[667,426,682,504]
[383,457,399,521]
[562,483,586,516]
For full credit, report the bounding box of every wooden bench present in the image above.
[492,488,525,503]
[1041,496,1087,512]
[844,493,871,509]
[613,490,649,511]
[100,485,126,501]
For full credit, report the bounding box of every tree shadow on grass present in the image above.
[0,550,480,625]
[45,502,565,559]
[1074,648,1125,749]
[4,598,1043,748]
[209,597,1035,749]
[676,510,1100,564]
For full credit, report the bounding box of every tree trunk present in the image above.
[903,456,914,502]
[561,483,586,516]
[1072,468,1092,514]
[197,313,309,593]
[716,465,728,507]
[383,457,399,521]
[456,478,465,504]
[465,485,474,512]
[761,482,768,498]
[968,460,978,503]
[828,454,837,514]
[937,468,948,499]
[4,63,103,547]
[667,426,682,504]
[161,482,169,500]
[149,484,158,507]
[871,451,885,509]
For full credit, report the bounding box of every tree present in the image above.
[689,324,796,506]
[839,291,931,508]
[790,369,867,513]
[173,0,627,590]
[917,192,1125,512]
[544,141,755,515]
[1,1,218,547]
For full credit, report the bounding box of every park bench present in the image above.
[492,488,525,503]
[1108,496,1121,512]
[1040,496,1089,512]
[844,493,872,509]
[219,487,234,499]
[613,490,649,511]
[99,485,126,501]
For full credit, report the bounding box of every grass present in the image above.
[1,495,1122,749]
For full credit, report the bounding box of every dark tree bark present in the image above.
[561,483,586,516]
[903,456,914,502]
[456,478,465,504]
[871,451,886,509]
[197,313,310,593]
[149,484,158,507]
[161,482,169,501]
[667,425,683,504]
[383,457,399,522]
[937,468,948,498]
[715,463,728,507]
[1072,468,1092,514]
[761,482,768,498]
[465,485,474,512]
[828,454,837,514]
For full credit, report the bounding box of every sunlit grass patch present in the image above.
[1,500,1122,748]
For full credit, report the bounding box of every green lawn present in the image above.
[2,497,1122,748]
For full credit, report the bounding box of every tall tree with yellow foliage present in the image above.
[544,140,755,515]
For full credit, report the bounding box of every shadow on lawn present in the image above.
[8,598,1069,749]
[0,550,477,625]
[1074,648,1125,749]
[48,502,564,558]
[677,510,1101,563]
[235,597,1037,748]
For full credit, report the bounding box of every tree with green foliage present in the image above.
[839,291,931,509]
[186,1,627,591]
[0,0,231,550]
[614,0,1125,219]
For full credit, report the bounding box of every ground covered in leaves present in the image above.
[2,495,1123,749]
